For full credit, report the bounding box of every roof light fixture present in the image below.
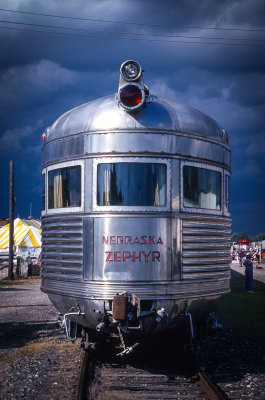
[120,60,142,82]
[117,60,147,112]
[118,83,145,111]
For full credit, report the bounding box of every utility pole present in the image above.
[8,160,14,280]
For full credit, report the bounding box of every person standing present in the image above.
[244,254,254,293]
[238,248,243,267]
[26,254,33,278]
[256,251,260,268]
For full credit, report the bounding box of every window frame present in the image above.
[180,161,223,215]
[41,172,46,213]
[224,173,231,215]
[93,157,171,212]
[45,160,84,215]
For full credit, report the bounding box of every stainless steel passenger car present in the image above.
[41,61,231,346]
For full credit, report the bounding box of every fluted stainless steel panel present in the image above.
[182,216,231,280]
[41,215,83,279]
[41,275,230,300]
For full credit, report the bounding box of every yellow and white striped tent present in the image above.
[0,218,41,258]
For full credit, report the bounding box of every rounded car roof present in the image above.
[44,94,228,144]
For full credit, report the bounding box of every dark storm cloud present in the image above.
[123,0,265,28]
[0,60,77,112]
[0,0,264,234]
[228,73,265,106]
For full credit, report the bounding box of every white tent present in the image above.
[0,218,41,259]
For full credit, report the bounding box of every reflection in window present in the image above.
[225,175,230,212]
[42,174,45,211]
[183,166,221,210]
[97,163,167,206]
[48,166,81,209]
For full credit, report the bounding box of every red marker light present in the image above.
[42,133,46,141]
[120,84,142,108]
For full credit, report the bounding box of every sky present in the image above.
[0,0,265,235]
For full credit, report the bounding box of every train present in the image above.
[41,60,231,353]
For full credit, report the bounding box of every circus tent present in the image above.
[0,218,41,259]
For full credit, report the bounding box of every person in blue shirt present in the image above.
[238,248,243,267]
[243,254,254,293]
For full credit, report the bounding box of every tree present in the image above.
[251,232,265,242]
[230,232,251,243]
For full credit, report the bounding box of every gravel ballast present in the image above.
[0,278,83,400]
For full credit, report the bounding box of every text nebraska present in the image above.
[102,235,163,245]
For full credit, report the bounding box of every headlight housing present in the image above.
[120,60,142,82]
[118,83,145,111]
[117,61,146,112]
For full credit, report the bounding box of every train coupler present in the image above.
[117,342,141,357]
[116,324,141,356]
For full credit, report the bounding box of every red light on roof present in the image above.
[120,84,142,108]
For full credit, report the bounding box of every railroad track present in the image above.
[77,345,227,400]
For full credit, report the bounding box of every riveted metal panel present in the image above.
[223,147,231,166]
[43,131,230,169]
[178,136,223,163]
[84,131,178,156]
[93,217,171,281]
[83,218,94,280]
[84,159,93,212]
[171,159,180,212]
[171,217,181,280]
[42,135,84,165]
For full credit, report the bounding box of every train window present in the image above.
[48,166,81,209]
[97,163,167,206]
[183,166,221,210]
[42,174,45,211]
[225,175,230,212]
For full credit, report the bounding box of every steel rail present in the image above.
[76,343,228,400]
[76,351,98,400]
[197,369,228,400]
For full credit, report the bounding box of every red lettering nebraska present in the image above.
[102,235,163,245]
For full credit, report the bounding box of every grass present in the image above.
[0,341,73,365]
[216,288,265,342]
[0,277,40,286]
